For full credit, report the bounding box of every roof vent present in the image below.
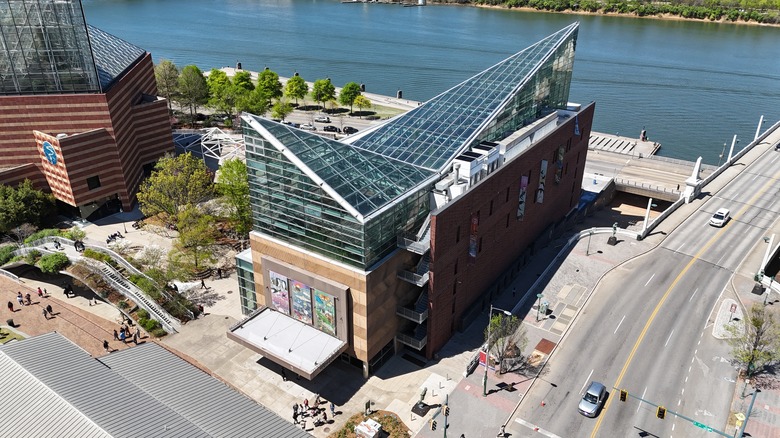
[56,133,67,139]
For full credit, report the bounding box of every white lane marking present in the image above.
[637,387,647,413]
[515,418,564,438]
[685,376,689,383]
[681,388,685,396]
[581,370,594,394]
[665,330,675,347]
[751,173,759,182]
[672,423,676,431]
[689,288,699,302]
[644,273,656,287]
[614,315,626,334]
[677,242,686,252]
[678,399,682,406]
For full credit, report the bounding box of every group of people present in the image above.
[113,324,140,344]
[6,290,54,319]
[73,240,86,252]
[106,231,124,244]
[292,396,336,430]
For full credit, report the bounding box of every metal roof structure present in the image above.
[87,25,146,92]
[0,332,309,438]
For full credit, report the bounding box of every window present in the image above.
[478,237,483,253]
[506,213,510,228]
[489,200,494,216]
[505,186,510,202]
[86,175,101,190]
[456,225,460,243]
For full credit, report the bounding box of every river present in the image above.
[82,0,780,164]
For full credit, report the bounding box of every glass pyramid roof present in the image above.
[246,115,434,217]
[348,22,579,172]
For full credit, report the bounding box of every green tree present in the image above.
[171,205,217,271]
[256,68,283,102]
[176,65,209,126]
[0,179,56,234]
[727,303,780,378]
[154,59,179,113]
[136,153,214,224]
[353,95,372,118]
[339,82,362,114]
[312,78,336,112]
[216,159,252,236]
[37,252,70,274]
[284,75,308,106]
[484,312,527,374]
[233,70,255,92]
[236,87,271,116]
[271,99,294,122]
[207,69,238,117]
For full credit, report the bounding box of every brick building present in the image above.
[229,23,594,378]
[0,0,173,219]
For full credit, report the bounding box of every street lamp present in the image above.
[119,206,127,234]
[483,304,512,397]
[536,293,544,321]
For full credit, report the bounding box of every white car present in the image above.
[299,123,316,131]
[709,208,730,227]
[314,115,330,123]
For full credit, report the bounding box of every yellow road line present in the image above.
[590,172,778,437]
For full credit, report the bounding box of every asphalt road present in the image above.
[512,146,780,437]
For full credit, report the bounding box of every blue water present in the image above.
[82,0,780,163]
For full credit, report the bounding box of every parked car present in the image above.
[282,121,300,128]
[299,123,316,131]
[323,125,341,133]
[578,381,606,418]
[314,115,331,123]
[343,126,359,134]
[709,208,730,227]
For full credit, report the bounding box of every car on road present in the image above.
[343,126,359,135]
[323,125,341,133]
[299,123,316,131]
[282,121,300,128]
[709,208,730,227]
[314,115,330,123]
[578,381,606,417]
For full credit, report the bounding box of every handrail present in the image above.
[396,306,428,324]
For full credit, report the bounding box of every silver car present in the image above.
[578,381,606,417]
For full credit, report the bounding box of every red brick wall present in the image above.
[426,103,595,357]
[0,164,46,190]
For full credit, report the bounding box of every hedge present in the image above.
[37,252,70,273]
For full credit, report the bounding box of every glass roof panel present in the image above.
[349,23,578,172]
[87,25,146,92]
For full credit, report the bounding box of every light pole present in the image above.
[586,230,593,256]
[536,293,544,321]
[483,304,512,397]
[718,142,727,167]
[119,206,127,233]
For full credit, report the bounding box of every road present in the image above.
[512,145,780,437]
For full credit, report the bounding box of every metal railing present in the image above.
[396,306,428,324]
[0,268,19,281]
[613,178,681,197]
[395,332,427,350]
[397,270,429,287]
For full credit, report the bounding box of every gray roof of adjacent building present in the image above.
[0,332,309,438]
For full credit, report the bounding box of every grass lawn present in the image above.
[327,409,410,438]
[0,328,25,344]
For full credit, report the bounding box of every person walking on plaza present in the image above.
[25,293,31,306]
[103,340,110,353]
[119,330,126,343]
[37,287,43,298]
[113,329,119,341]
[46,304,53,315]
[7,301,14,312]
[330,401,335,417]
[16,292,24,307]
[201,279,206,289]
[42,308,48,320]
[133,329,139,344]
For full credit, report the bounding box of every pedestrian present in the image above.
[133,330,139,344]
[330,401,335,417]
[281,368,288,381]
[323,411,327,423]
[46,304,52,315]
[25,293,31,306]
[113,329,119,341]
[7,301,13,312]
[43,288,47,297]
[304,399,308,409]
[201,279,206,289]
[119,330,126,343]
[37,287,43,298]
[42,308,48,319]
[103,340,109,352]
[498,425,505,437]
[293,403,298,414]
[293,411,298,425]
[217,268,222,279]
[16,293,24,307]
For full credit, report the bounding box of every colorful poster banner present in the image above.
[536,160,547,204]
[468,212,479,261]
[269,270,290,315]
[313,289,336,336]
[290,280,313,324]
[555,145,565,184]
[517,175,528,221]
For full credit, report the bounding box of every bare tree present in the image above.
[727,303,780,378]
[485,313,528,374]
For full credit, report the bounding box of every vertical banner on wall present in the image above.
[290,280,313,324]
[269,271,290,315]
[517,175,528,221]
[536,160,547,204]
[468,212,479,262]
[574,115,580,136]
[313,289,336,336]
[555,146,565,184]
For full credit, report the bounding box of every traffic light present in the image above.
[444,405,450,416]
[656,406,666,420]
[431,420,437,431]
[619,389,627,402]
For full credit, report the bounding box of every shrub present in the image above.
[24,229,61,244]
[150,327,168,338]
[37,252,70,273]
[129,274,163,301]
[62,227,86,241]
[117,300,130,309]
[0,244,18,266]
[24,249,41,265]
[137,308,150,319]
[139,316,161,332]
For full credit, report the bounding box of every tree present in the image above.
[727,303,780,378]
[256,68,283,102]
[171,205,217,271]
[236,87,271,116]
[37,252,70,274]
[353,95,372,118]
[136,153,214,224]
[232,70,255,92]
[207,69,238,117]
[8,223,37,245]
[0,179,56,234]
[339,82,362,114]
[216,159,252,237]
[285,75,308,106]
[176,65,209,126]
[154,59,179,113]
[312,78,336,112]
[484,312,527,374]
[271,99,294,122]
